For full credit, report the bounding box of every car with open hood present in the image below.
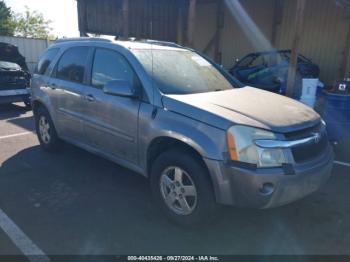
[30,38,333,226]
[0,42,31,107]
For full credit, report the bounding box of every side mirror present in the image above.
[103,80,138,98]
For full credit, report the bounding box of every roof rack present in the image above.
[140,39,183,48]
[115,36,182,48]
[54,36,183,49]
[54,37,112,43]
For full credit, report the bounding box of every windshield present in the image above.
[0,61,22,70]
[133,49,236,95]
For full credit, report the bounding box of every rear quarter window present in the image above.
[35,48,60,75]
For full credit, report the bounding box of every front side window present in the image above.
[91,48,136,88]
[55,47,89,83]
[35,48,60,75]
[133,49,235,95]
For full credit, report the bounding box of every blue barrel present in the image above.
[322,92,350,141]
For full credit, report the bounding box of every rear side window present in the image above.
[91,48,136,88]
[55,47,89,83]
[35,48,59,75]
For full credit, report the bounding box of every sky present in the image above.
[4,0,80,38]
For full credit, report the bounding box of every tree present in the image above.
[0,0,14,35]
[11,6,53,39]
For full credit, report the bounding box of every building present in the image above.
[77,0,350,86]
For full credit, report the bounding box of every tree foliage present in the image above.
[11,6,53,39]
[0,0,14,35]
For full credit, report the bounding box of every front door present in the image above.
[82,48,141,164]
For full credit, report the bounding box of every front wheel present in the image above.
[35,107,63,152]
[150,149,217,227]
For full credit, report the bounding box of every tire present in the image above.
[35,106,63,152]
[150,149,217,227]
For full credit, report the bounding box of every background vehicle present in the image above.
[0,42,31,107]
[229,50,320,93]
[31,38,333,226]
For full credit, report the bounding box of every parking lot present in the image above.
[0,103,350,257]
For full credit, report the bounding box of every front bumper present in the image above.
[204,145,334,209]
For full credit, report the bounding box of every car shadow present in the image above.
[0,103,31,120]
[0,144,349,254]
[6,115,35,132]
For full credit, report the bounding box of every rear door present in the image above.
[81,47,141,164]
[50,46,91,143]
[32,48,60,109]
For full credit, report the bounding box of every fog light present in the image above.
[259,183,275,195]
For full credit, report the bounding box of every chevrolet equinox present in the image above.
[31,38,334,226]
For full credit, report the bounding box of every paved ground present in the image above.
[0,103,350,257]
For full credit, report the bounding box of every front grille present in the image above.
[285,123,329,163]
[291,134,328,163]
[284,122,322,140]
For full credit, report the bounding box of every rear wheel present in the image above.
[150,149,217,227]
[35,107,62,152]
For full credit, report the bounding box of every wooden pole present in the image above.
[177,5,184,44]
[203,33,217,54]
[286,0,306,98]
[122,0,129,38]
[271,0,283,47]
[339,20,350,80]
[78,0,88,37]
[214,0,224,64]
[187,0,197,47]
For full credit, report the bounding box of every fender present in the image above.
[138,103,227,172]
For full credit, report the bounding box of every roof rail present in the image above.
[140,39,183,48]
[116,36,182,48]
[54,37,112,43]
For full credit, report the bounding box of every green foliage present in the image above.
[0,0,15,35]
[11,6,53,39]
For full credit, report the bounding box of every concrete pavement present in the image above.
[0,103,350,256]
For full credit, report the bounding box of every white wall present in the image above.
[0,36,53,73]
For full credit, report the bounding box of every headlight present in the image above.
[226,125,286,168]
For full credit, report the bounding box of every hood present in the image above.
[162,87,320,133]
[0,42,28,71]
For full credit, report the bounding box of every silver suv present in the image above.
[31,38,333,226]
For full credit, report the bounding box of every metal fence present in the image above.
[0,36,53,73]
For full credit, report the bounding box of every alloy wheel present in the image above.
[39,115,51,144]
[160,166,197,215]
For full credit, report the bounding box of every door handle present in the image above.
[48,83,56,90]
[85,94,95,102]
